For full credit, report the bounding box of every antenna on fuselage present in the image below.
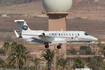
[61,29,63,31]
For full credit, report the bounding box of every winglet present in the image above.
[14,30,19,38]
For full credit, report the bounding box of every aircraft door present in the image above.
[75,33,79,41]
[71,33,79,41]
[57,31,60,37]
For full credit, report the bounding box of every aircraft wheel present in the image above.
[45,45,49,48]
[57,45,61,49]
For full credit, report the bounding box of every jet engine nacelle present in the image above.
[42,33,45,36]
[41,33,49,37]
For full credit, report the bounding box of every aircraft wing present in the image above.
[31,37,45,42]
[32,36,67,44]
[31,36,55,43]
[27,39,44,44]
[51,41,67,44]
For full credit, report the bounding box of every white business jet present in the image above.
[14,20,98,49]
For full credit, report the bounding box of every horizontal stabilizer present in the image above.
[14,20,25,23]
[14,30,19,38]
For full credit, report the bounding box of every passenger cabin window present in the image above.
[64,33,65,36]
[69,33,71,36]
[52,33,54,35]
[61,33,63,36]
[59,33,60,36]
[85,32,89,35]
[66,33,68,36]
[78,33,79,36]
[72,33,74,36]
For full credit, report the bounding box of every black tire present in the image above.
[45,45,49,48]
[57,45,61,49]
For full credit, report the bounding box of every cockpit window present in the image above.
[84,32,89,35]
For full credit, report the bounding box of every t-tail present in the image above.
[14,20,32,38]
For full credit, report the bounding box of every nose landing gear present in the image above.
[88,44,91,47]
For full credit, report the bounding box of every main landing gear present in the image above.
[45,44,49,48]
[44,43,49,48]
[57,44,62,49]
[44,43,62,49]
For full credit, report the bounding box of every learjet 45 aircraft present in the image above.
[14,20,98,49]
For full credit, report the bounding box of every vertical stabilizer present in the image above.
[14,20,31,35]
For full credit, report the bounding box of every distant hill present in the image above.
[0,0,41,6]
[0,0,105,20]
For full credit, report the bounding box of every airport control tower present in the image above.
[42,0,73,58]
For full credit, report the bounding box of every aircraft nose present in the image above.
[92,37,98,41]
